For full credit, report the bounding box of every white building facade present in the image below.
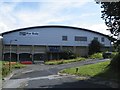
[1,25,112,62]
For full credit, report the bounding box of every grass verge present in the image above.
[60,61,116,79]
[44,57,86,65]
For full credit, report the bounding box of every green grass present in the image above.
[60,61,110,77]
[45,57,86,65]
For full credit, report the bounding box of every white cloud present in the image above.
[0,0,110,36]
[84,24,111,35]
[0,23,9,33]
[1,0,93,2]
[0,1,22,31]
[0,1,89,32]
[80,13,98,17]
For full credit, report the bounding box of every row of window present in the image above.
[62,36,105,42]
[94,37,105,42]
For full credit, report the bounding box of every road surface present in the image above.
[2,59,111,89]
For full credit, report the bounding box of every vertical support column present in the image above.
[17,45,19,62]
[60,46,63,60]
[2,54,4,61]
[46,45,49,51]
[60,45,63,51]
[17,54,19,62]
[57,53,59,60]
[2,45,4,61]
[73,46,76,54]
[46,45,49,60]
[50,53,52,60]
[32,45,34,63]
[86,46,89,56]
[0,40,3,61]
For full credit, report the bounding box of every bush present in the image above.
[109,53,120,72]
[89,53,103,59]
[12,63,26,69]
[2,65,10,77]
[61,50,77,59]
[76,57,86,61]
[111,52,119,58]
[45,60,63,65]
[45,57,86,65]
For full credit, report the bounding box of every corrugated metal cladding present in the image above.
[1,25,112,62]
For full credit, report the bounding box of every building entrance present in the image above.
[33,53,46,63]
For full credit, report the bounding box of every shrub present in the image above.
[111,52,119,58]
[109,53,120,72]
[2,65,10,77]
[45,57,86,65]
[89,53,103,59]
[76,57,86,61]
[58,60,64,64]
[12,63,26,69]
[2,62,26,78]
[61,50,77,59]
[88,39,103,55]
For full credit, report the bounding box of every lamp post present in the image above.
[9,39,17,71]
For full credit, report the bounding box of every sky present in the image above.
[0,0,111,35]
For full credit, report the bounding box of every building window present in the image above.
[75,36,87,41]
[94,37,98,41]
[62,36,67,41]
[101,37,105,42]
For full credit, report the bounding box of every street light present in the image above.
[9,39,17,71]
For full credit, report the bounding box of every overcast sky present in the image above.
[0,0,111,35]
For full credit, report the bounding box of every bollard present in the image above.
[76,67,79,73]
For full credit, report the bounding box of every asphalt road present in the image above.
[2,59,111,89]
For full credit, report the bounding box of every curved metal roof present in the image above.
[1,25,109,38]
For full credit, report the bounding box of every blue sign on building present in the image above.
[49,46,61,52]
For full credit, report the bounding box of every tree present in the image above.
[88,39,103,55]
[96,1,120,46]
[61,50,76,59]
[96,1,120,74]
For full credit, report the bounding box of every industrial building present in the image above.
[0,25,112,62]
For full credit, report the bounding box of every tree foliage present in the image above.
[96,1,120,75]
[88,39,103,55]
[96,1,120,37]
[96,1,120,51]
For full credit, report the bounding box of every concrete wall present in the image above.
[3,45,89,57]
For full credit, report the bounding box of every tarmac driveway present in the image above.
[2,59,111,88]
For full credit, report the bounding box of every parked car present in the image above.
[102,52,112,59]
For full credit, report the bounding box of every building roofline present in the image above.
[1,25,110,38]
